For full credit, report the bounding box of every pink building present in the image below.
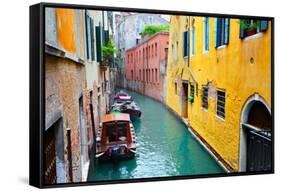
[125,31,169,102]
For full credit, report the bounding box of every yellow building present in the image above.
[166,16,272,172]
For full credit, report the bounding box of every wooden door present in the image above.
[44,127,57,184]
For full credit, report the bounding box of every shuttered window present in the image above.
[216,90,225,119]
[96,25,102,62]
[202,86,208,109]
[89,18,95,61]
[182,31,189,57]
[85,13,91,60]
[215,18,230,48]
[239,19,268,39]
[191,27,195,55]
[190,84,194,98]
[204,17,210,51]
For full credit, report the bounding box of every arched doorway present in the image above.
[239,94,272,172]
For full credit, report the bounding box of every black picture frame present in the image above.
[30,2,274,188]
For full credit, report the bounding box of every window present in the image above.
[85,14,95,61]
[139,70,141,81]
[203,17,210,51]
[146,69,148,82]
[202,86,208,109]
[152,69,154,83]
[155,69,157,82]
[191,27,195,55]
[239,19,268,39]
[175,82,177,95]
[152,44,154,57]
[105,122,128,143]
[143,69,145,82]
[155,43,157,56]
[190,84,194,98]
[215,18,230,48]
[216,90,226,119]
[182,31,189,57]
[131,70,133,80]
[95,24,102,62]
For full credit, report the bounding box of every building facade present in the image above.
[45,8,116,184]
[125,32,169,102]
[114,13,169,87]
[166,16,271,172]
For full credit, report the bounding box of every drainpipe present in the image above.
[187,16,198,86]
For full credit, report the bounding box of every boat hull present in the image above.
[96,145,136,161]
[121,109,141,122]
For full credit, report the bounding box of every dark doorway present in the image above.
[66,129,73,182]
[89,91,96,153]
[245,101,272,172]
[181,82,188,118]
[246,129,271,171]
[44,125,57,184]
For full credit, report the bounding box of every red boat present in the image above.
[95,113,137,161]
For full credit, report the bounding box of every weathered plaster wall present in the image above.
[125,33,169,102]
[166,16,271,171]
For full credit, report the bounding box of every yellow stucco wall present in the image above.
[166,16,271,171]
[56,8,77,54]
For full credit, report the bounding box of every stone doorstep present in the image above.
[81,161,90,182]
[180,118,234,173]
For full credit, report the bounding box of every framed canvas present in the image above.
[29,2,274,188]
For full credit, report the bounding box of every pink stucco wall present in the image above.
[125,32,169,102]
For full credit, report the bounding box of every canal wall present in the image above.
[124,79,166,104]
[164,102,233,173]
[120,87,230,173]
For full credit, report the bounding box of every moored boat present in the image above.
[95,113,137,161]
[119,102,142,122]
[114,95,133,103]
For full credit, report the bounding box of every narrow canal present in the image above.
[87,89,224,181]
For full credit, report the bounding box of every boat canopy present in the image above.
[102,113,131,123]
[118,96,132,100]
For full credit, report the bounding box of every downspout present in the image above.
[187,16,198,85]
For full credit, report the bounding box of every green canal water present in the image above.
[87,89,224,181]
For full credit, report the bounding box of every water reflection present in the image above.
[87,89,224,181]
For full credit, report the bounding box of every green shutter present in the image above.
[216,18,222,48]
[96,26,102,62]
[90,18,95,61]
[105,30,109,45]
[239,19,245,39]
[224,18,230,45]
[85,12,88,59]
[214,18,217,47]
[260,20,268,32]
[102,27,106,46]
[182,31,188,57]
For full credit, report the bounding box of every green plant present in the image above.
[240,20,261,30]
[102,37,117,62]
[140,25,169,36]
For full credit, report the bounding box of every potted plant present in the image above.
[240,20,261,36]
[101,37,117,67]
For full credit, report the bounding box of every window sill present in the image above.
[216,115,225,122]
[202,50,209,54]
[202,108,208,112]
[216,45,227,49]
[243,32,263,41]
